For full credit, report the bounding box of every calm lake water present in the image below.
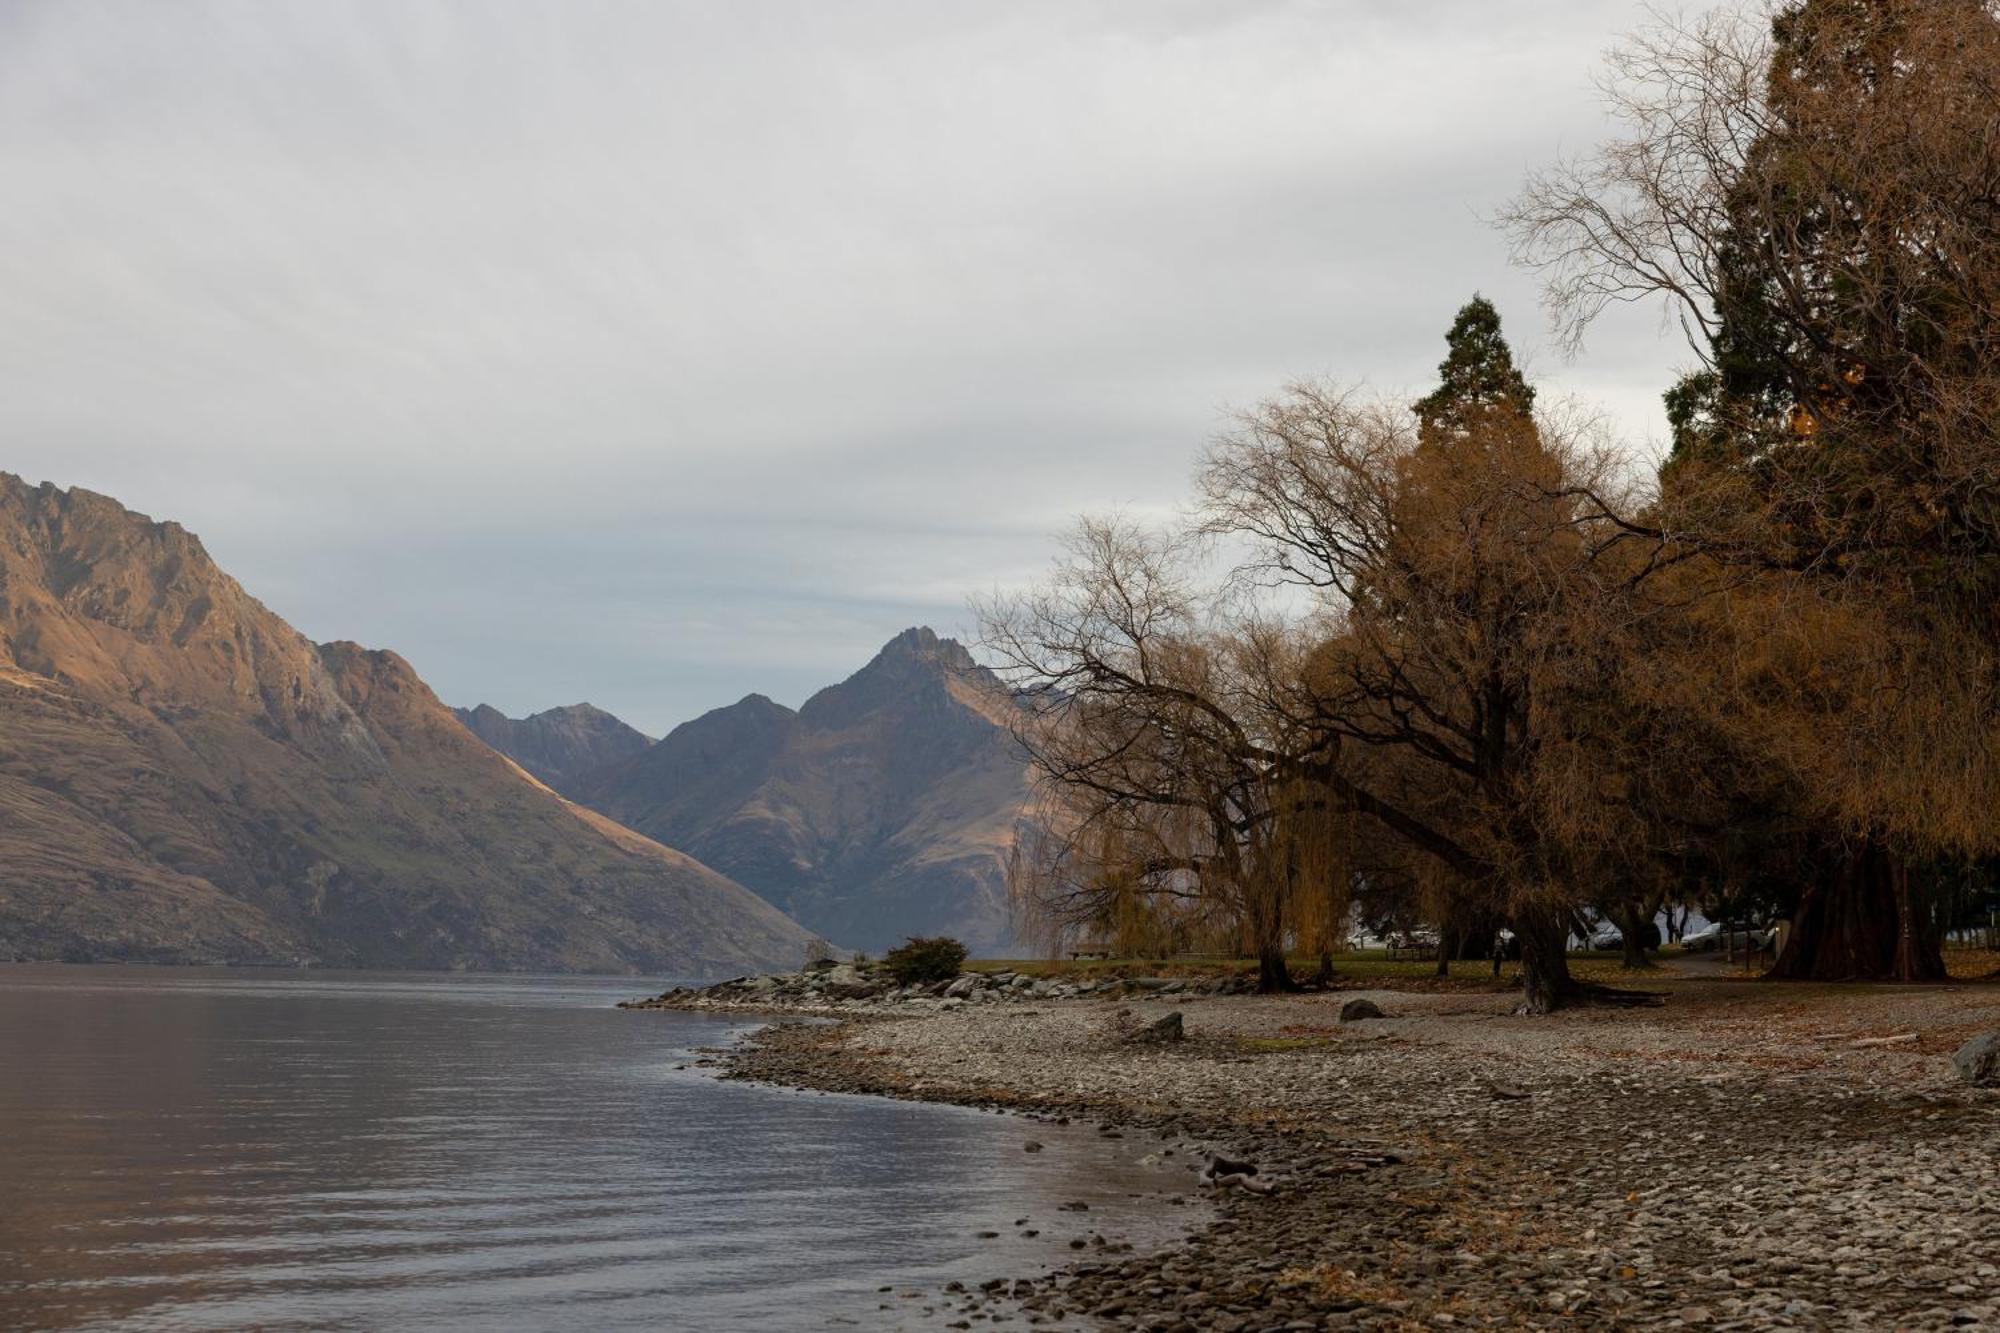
[0,966,1200,1331]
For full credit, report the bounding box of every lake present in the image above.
[0,966,1200,1331]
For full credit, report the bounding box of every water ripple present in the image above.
[1,965,1203,1331]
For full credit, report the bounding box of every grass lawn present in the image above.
[964,944,2000,990]
[1947,945,2000,979]
[966,949,1663,990]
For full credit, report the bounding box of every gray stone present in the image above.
[1951,1032,2000,1086]
[1339,998,1387,1022]
[1128,1011,1186,1043]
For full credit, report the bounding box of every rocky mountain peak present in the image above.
[540,702,628,727]
[577,626,1031,954]
[0,475,809,975]
[0,474,361,734]
[799,627,998,732]
[868,625,976,671]
[452,698,654,797]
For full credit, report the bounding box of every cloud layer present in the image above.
[1,0,1685,732]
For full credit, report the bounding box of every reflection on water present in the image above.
[0,966,1199,1331]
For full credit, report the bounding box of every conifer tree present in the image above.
[1412,295,1536,443]
[1508,0,2000,981]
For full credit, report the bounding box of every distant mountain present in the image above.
[576,628,1030,954]
[453,702,651,797]
[0,475,809,975]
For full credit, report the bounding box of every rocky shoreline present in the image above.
[629,968,2000,1331]
[718,1017,1420,1332]
[622,960,1258,1015]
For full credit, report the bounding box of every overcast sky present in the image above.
[0,0,1692,735]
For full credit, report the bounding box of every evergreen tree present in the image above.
[1663,0,2000,586]
[1514,0,2000,984]
[1412,295,1535,443]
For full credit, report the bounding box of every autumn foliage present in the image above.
[985,1,2000,1010]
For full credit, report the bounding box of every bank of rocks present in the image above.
[620,961,1256,1015]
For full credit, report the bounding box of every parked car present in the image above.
[1585,920,1662,951]
[1680,922,1726,951]
[1681,922,1776,953]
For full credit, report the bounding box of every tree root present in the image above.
[1521,981,1669,1013]
[1574,982,1667,1007]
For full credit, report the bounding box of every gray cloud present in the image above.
[1,0,1688,733]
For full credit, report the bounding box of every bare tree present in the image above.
[981,520,1349,992]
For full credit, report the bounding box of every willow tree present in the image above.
[981,521,1352,992]
[1506,0,2000,981]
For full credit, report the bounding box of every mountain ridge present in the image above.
[452,701,652,797]
[571,626,1031,953]
[0,474,809,975]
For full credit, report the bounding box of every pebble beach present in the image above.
[631,969,2000,1331]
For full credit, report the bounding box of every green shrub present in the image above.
[882,936,968,985]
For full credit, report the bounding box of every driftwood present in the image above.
[1200,1155,1273,1194]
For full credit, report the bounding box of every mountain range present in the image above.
[452,702,651,796]
[478,629,1033,954]
[0,475,809,975]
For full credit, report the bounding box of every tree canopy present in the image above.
[986,0,2000,1007]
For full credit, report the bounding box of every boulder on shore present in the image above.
[1953,1032,2000,1087]
[1340,998,1387,1022]
[1127,1012,1185,1044]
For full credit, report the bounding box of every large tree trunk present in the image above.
[1452,909,1504,960]
[1515,906,1577,1013]
[1255,941,1295,993]
[1610,901,1655,970]
[1768,839,1947,982]
[1247,890,1296,994]
[1516,903,1666,1014]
